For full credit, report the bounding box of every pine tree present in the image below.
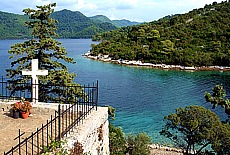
[160,105,229,154]
[204,84,230,122]
[6,3,83,103]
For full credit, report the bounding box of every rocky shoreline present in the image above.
[83,53,230,72]
[149,144,184,155]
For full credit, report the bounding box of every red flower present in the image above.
[16,101,21,105]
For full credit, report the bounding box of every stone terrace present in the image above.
[0,101,58,154]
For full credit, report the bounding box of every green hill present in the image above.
[90,15,141,28]
[0,9,117,39]
[89,15,112,24]
[112,19,140,28]
[51,9,117,38]
[0,11,31,39]
[91,1,230,67]
[0,8,141,39]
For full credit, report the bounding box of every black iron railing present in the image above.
[0,76,32,101]
[1,77,98,155]
[0,76,98,105]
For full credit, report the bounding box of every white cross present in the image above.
[22,59,48,103]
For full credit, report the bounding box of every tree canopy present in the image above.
[6,3,83,102]
[126,133,151,155]
[160,105,230,155]
[108,106,151,155]
[204,84,230,122]
[0,9,140,39]
[91,1,230,67]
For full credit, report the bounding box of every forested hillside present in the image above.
[112,19,140,28]
[50,9,117,38]
[0,11,31,39]
[0,9,117,39]
[89,15,112,24]
[0,9,140,39]
[90,15,140,28]
[91,1,230,67]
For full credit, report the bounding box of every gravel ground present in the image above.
[0,102,56,154]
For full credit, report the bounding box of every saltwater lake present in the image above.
[1,39,230,145]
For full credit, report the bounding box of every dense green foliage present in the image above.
[109,123,127,155]
[0,9,116,39]
[112,19,140,28]
[126,133,151,155]
[108,105,116,120]
[109,124,151,155]
[51,10,117,38]
[108,106,151,154]
[0,9,140,39]
[6,3,83,102]
[0,11,31,39]
[205,85,230,155]
[89,15,113,25]
[91,1,230,67]
[160,105,230,155]
[205,84,230,122]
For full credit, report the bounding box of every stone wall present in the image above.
[62,106,110,155]
[0,101,109,154]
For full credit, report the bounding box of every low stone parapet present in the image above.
[62,106,109,155]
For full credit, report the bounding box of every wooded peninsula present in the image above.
[90,1,230,68]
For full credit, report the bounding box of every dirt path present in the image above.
[0,102,57,154]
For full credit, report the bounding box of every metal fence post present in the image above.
[1,76,3,99]
[96,80,98,110]
[19,129,21,155]
[31,78,33,102]
[58,104,61,140]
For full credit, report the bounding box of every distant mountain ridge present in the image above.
[0,11,31,39]
[0,9,140,39]
[89,15,140,28]
[50,9,118,38]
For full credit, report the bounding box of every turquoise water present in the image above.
[1,39,230,145]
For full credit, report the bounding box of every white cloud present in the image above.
[114,0,138,10]
[35,0,52,5]
[77,0,84,8]
[69,0,98,13]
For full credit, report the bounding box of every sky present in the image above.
[0,0,224,22]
